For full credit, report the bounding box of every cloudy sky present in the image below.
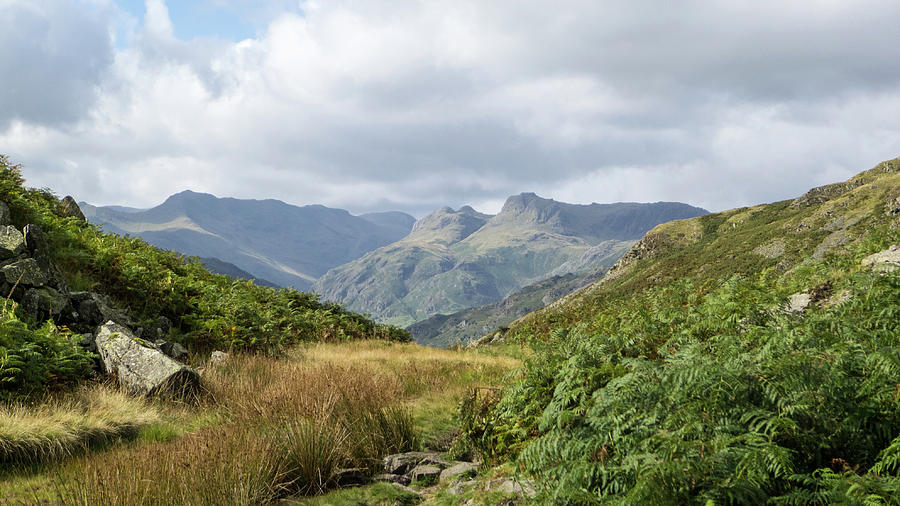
[2,0,900,217]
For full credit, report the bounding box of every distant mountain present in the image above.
[81,191,415,290]
[198,257,279,288]
[314,194,707,326]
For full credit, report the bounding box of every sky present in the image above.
[2,0,900,217]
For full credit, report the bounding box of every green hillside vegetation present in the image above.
[458,159,900,503]
[0,156,407,398]
[315,195,704,327]
[409,265,612,348]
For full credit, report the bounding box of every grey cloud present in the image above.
[0,1,113,129]
[4,0,900,218]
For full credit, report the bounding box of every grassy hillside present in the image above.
[0,156,407,398]
[409,263,616,348]
[315,195,705,327]
[459,158,900,504]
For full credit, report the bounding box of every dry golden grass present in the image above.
[0,385,159,465]
[8,341,521,503]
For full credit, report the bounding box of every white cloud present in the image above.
[2,0,900,216]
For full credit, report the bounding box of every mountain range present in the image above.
[80,191,415,290]
[82,190,707,332]
[313,194,707,327]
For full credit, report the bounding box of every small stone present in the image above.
[440,462,477,483]
[389,483,421,499]
[208,350,230,366]
[410,464,441,484]
[382,451,440,475]
[333,467,368,486]
[447,479,477,495]
[155,340,189,361]
[787,293,812,313]
[485,478,537,497]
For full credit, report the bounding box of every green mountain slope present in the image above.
[461,158,900,503]
[408,262,618,348]
[314,195,706,327]
[0,156,408,398]
[81,191,415,290]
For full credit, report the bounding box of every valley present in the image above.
[1,156,899,505]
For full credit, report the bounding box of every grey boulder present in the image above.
[21,287,71,322]
[1,258,47,287]
[0,226,25,260]
[383,452,441,475]
[862,244,900,272]
[95,321,199,397]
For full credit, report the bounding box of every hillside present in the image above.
[81,191,415,290]
[460,158,900,504]
[407,264,609,347]
[314,195,706,327]
[0,156,408,399]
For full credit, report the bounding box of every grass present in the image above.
[0,340,520,503]
[0,385,159,466]
[289,481,421,505]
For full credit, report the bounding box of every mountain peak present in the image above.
[409,205,491,245]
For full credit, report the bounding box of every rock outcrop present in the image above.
[862,244,900,272]
[0,196,197,398]
[95,321,199,396]
[58,196,86,221]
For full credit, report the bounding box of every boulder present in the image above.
[0,201,9,225]
[95,321,199,397]
[383,452,441,475]
[862,244,900,272]
[1,258,47,287]
[59,196,86,221]
[20,287,71,322]
[22,224,68,290]
[373,473,405,484]
[68,292,130,328]
[155,339,188,361]
[440,462,477,483]
[0,226,25,260]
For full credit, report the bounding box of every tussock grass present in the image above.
[58,425,292,506]
[9,341,519,502]
[53,342,519,502]
[0,385,158,465]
